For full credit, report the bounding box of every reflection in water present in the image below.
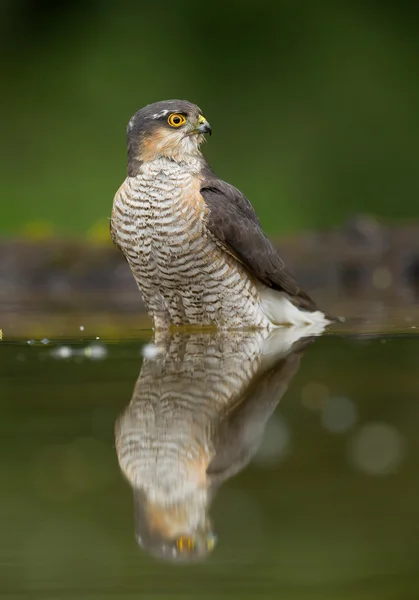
[115,327,321,562]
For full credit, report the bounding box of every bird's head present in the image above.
[126,100,211,175]
[133,489,217,563]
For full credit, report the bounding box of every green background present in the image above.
[2,1,419,237]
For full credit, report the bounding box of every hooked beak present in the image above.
[196,114,212,136]
[206,532,217,551]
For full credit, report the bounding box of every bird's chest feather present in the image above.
[128,167,208,264]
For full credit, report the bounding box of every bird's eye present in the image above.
[176,536,194,552]
[168,113,186,127]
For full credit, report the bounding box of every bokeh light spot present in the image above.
[321,396,357,434]
[348,423,406,476]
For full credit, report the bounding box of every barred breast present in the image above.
[115,332,266,506]
[111,158,270,329]
[114,329,311,559]
[115,332,268,554]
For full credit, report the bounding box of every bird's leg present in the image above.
[146,292,171,333]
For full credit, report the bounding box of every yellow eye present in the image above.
[168,113,186,127]
[176,536,194,552]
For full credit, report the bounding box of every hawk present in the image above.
[111,100,329,330]
[115,328,315,562]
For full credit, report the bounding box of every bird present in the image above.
[111,99,330,330]
[115,327,316,562]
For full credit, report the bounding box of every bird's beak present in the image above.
[206,532,217,551]
[196,114,212,136]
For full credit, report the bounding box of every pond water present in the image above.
[2,311,419,599]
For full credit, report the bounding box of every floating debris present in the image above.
[142,343,163,359]
[83,344,107,360]
[50,343,108,360]
[51,346,73,359]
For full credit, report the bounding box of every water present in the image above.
[2,314,419,599]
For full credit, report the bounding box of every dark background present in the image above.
[2,1,419,238]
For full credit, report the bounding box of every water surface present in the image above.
[2,312,419,599]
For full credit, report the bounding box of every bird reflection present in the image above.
[115,326,321,562]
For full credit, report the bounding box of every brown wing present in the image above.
[200,178,318,311]
[207,336,312,482]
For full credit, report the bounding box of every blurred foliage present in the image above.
[1,1,419,236]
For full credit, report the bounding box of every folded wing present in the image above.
[200,178,318,312]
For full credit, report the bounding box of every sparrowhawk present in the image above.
[115,328,314,561]
[111,100,329,330]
